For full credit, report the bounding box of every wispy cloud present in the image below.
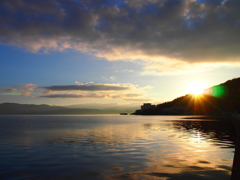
[2,0,239,74]
[0,88,21,95]
[41,83,149,99]
[40,93,105,99]
[109,76,115,80]
[1,82,151,100]
[40,92,142,99]
[123,98,153,102]
[101,76,116,80]
[115,69,134,73]
[0,84,37,97]
[18,83,37,91]
[44,84,129,91]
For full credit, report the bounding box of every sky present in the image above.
[1,0,240,108]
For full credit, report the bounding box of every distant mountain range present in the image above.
[65,103,138,112]
[0,103,134,115]
[134,77,240,115]
[64,103,139,110]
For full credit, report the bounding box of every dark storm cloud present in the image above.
[1,0,240,63]
[44,84,130,91]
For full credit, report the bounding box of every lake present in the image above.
[0,115,236,180]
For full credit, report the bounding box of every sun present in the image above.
[186,81,205,96]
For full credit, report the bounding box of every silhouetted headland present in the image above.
[132,77,240,116]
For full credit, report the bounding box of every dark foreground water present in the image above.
[0,115,236,180]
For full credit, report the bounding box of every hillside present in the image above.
[0,103,131,115]
[134,77,240,115]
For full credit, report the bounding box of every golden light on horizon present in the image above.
[186,81,206,96]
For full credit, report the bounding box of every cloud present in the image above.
[0,88,18,93]
[75,81,84,85]
[40,92,142,99]
[1,82,152,100]
[18,83,37,91]
[0,84,37,96]
[1,0,240,74]
[115,69,134,73]
[101,76,116,80]
[40,93,105,99]
[44,84,130,91]
[40,82,151,99]
[0,88,31,96]
[123,98,153,102]
[19,90,31,97]
[0,88,21,95]
[75,81,94,85]
[109,76,115,80]
[110,93,141,99]
[123,69,134,73]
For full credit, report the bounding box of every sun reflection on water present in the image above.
[0,115,235,180]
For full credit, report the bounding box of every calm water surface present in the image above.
[0,115,236,180]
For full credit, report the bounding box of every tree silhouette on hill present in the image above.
[135,77,240,115]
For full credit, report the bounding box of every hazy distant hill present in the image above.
[66,103,138,111]
[135,77,240,115]
[0,103,131,115]
[0,103,64,115]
